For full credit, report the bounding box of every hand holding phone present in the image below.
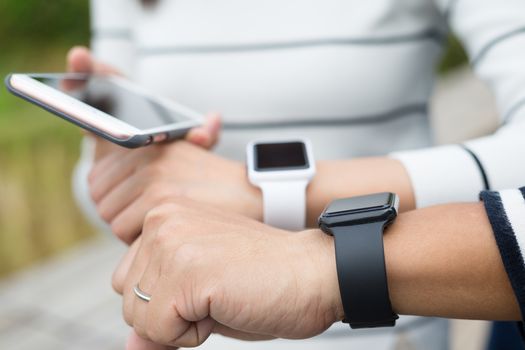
[65,47,220,155]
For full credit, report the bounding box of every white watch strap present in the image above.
[260,180,308,231]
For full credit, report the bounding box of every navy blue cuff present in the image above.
[480,189,525,322]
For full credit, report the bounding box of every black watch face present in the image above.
[324,193,396,217]
[254,142,309,171]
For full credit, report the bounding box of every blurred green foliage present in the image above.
[0,52,96,277]
[0,1,89,49]
[0,1,93,277]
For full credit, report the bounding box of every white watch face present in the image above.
[246,138,316,184]
[254,141,309,171]
[246,138,316,230]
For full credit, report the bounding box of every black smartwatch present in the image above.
[318,192,399,329]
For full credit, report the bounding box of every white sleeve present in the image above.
[392,0,525,208]
[90,0,135,76]
[72,138,112,234]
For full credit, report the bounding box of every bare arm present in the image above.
[307,158,415,226]
[384,202,519,320]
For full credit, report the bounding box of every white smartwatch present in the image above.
[246,139,316,231]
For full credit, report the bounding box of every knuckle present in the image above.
[96,204,113,223]
[87,169,96,185]
[144,204,173,226]
[145,207,163,223]
[152,226,173,249]
[88,186,100,203]
[173,243,202,266]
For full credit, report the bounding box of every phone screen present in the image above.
[33,74,199,130]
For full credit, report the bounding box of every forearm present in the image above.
[306,158,415,226]
[383,202,520,321]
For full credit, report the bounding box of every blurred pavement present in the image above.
[0,67,499,350]
[0,238,128,349]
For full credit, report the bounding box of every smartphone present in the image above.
[5,73,204,148]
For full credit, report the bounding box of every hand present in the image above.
[67,47,227,238]
[112,200,342,348]
[89,141,263,243]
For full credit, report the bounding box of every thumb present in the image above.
[185,112,222,149]
[63,46,94,92]
[67,46,94,73]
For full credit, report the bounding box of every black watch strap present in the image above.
[331,222,398,328]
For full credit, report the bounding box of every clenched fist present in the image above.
[112,199,343,348]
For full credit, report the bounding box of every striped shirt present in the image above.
[73,0,525,348]
[88,0,525,209]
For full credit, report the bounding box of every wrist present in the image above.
[297,229,344,324]
[306,161,330,227]
[239,164,264,221]
[306,158,416,226]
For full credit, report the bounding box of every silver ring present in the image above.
[133,284,151,302]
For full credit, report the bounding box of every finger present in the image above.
[113,236,142,294]
[122,210,173,327]
[127,330,176,350]
[62,46,95,91]
[89,148,147,202]
[132,245,164,339]
[67,45,122,75]
[123,239,150,327]
[147,276,215,347]
[96,173,145,224]
[89,146,130,186]
[67,46,93,73]
[185,113,221,149]
[92,135,127,162]
[110,192,157,244]
[65,46,123,95]
[206,112,222,144]
[142,245,215,347]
